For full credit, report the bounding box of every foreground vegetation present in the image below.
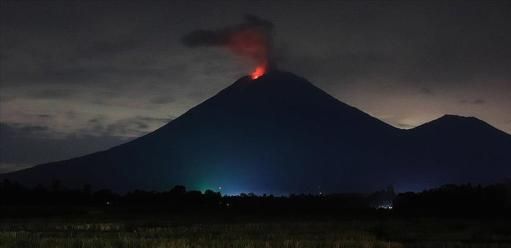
[1,182,510,247]
[1,215,510,248]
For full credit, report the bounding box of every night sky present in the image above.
[1,0,510,173]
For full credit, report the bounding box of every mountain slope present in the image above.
[395,115,511,190]
[2,71,510,193]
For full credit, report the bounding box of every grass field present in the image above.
[1,216,510,248]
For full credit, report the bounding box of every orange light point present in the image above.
[251,65,266,79]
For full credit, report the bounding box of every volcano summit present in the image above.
[2,71,511,194]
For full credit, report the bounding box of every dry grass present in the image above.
[0,219,509,248]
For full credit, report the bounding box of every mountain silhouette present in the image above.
[396,115,511,191]
[2,71,511,193]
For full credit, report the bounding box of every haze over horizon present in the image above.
[1,0,510,173]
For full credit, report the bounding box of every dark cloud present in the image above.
[29,89,76,99]
[87,115,171,138]
[37,114,52,119]
[474,99,486,105]
[5,123,50,135]
[182,15,274,69]
[418,88,434,95]
[460,98,486,105]
[182,15,273,47]
[0,122,129,173]
[137,116,173,123]
[88,117,104,125]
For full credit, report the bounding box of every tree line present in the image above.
[1,179,510,217]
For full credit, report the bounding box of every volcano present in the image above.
[2,71,511,193]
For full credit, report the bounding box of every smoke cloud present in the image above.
[182,15,274,71]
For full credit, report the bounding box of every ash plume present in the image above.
[182,15,274,70]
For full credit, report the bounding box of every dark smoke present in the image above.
[182,15,274,70]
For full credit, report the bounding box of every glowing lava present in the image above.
[251,65,266,79]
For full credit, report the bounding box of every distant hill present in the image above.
[2,71,510,193]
